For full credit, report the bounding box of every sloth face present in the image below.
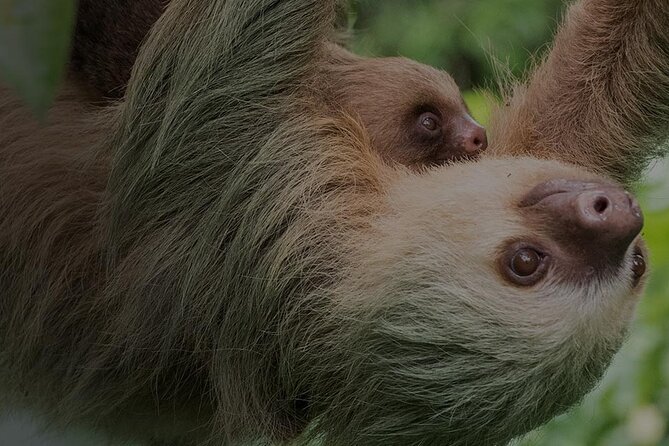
[370,157,647,330]
[308,157,647,446]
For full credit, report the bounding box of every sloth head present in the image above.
[297,157,647,446]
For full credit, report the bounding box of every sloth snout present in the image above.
[553,185,642,247]
[456,115,488,154]
[522,179,644,264]
[573,189,642,235]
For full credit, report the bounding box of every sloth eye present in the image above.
[511,249,542,277]
[631,247,646,287]
[418,112,440,133]
[499,243,549,287]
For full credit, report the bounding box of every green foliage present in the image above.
[463,90,492,125]
[350,0,564,89]
[0,0,75,117]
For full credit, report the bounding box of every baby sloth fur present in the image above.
[0,0,667,445]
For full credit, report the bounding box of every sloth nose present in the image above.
[569,188,643,247]
[457,115,488,154]
[521,179,644,261]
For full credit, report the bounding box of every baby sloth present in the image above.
[70,0,487,168]
[321,44,488,167]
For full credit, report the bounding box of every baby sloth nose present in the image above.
[456,115,488,155]
[521,179,643,263]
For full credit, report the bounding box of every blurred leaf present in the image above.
[351,0,564,90]
[463,90,492,125]
[0,0,76,117]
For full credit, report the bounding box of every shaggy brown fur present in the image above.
[490,0,669,184]
[70,0,168,99]
[69,0,486,167]
[0,0,666,445]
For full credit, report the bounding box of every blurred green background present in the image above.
[0,1,667,445]
[348,1,669,445]
[350,0,564,91]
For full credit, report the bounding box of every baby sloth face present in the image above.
[324,48,488,168]
[311,158,648,446]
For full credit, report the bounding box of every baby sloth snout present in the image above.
[455,115,488,155]
[521,179,644,266]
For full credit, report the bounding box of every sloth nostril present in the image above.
[593,196,610,214]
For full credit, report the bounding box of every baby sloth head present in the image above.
[323,45,488,168]
[300,158,647,446]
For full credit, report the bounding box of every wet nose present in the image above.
[457,115,488,155]
[521,179,643,260]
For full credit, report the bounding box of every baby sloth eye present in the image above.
[418,112,440,133]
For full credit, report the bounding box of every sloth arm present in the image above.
[490,0,669,185]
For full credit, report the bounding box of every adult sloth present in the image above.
[0,0,666,445]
